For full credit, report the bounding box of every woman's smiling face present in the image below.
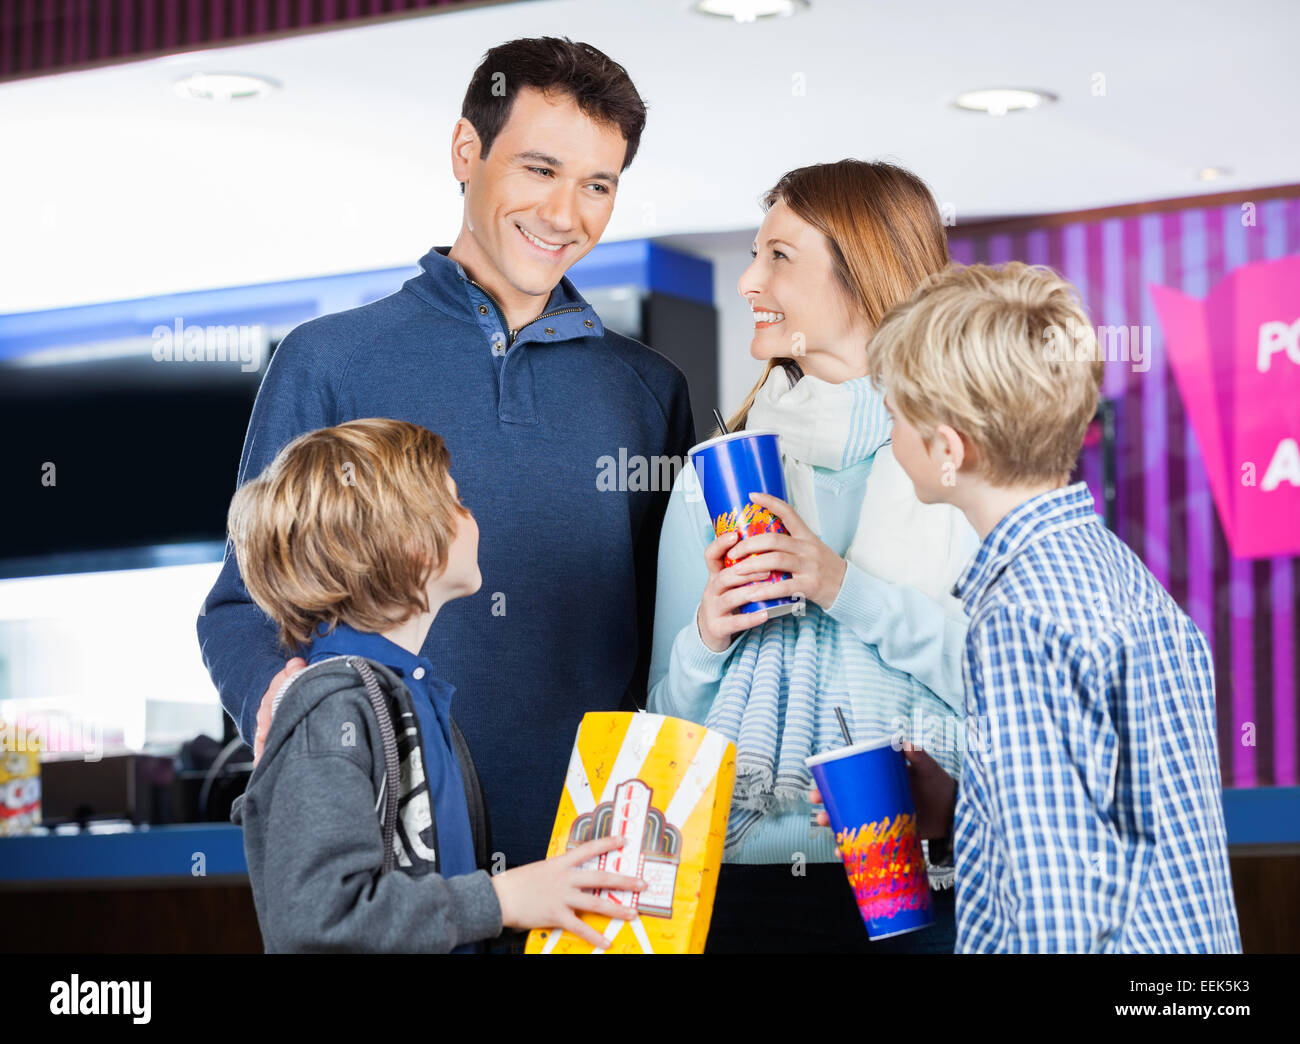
[737,198,869,376]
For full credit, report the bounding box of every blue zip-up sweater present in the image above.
[199,245,696,867]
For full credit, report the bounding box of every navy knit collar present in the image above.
[416,245,604,342]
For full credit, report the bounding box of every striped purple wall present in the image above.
[0,0,486,81]
[949,195,1300,789]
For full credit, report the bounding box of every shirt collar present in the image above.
[416,245,604,341]
[953,482,1098,614]
[309,620,441,690]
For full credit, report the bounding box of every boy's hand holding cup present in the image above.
[810,742,957,840]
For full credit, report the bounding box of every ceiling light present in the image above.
[953,88,1056,116]
[173,72,279,101]
[693,0,810,21]
[1196,167,1232,182]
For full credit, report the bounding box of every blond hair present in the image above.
[227,418,467,653]
[724,159,951,434]
[870,261,1105,486]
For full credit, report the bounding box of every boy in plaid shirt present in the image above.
[866,261,1241,953]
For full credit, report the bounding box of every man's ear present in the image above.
[450,118,480,185]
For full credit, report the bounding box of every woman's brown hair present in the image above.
[722,159,950,435]
[227,418,467,654]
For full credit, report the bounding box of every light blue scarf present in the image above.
[703,367,894,849]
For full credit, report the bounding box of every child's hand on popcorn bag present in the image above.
[491,833,646,949]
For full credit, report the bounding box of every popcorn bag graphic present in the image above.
[527,712,736,954]
[1,722,41,837]
[1151,254,1300,558]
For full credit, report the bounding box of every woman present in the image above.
[647,160,977,953]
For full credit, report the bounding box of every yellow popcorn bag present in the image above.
[0,719,41,837]
[527,711,736,954]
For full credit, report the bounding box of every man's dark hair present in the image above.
[458,36,647,195]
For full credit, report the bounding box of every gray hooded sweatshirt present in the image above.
[230,656,502,952]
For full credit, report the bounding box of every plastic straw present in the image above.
[834,707,853,746]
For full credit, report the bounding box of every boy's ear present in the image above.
[930,422,968,474]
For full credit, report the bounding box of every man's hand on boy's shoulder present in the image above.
[253,657,307,764]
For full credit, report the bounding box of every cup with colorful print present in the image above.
[688,429,798,618]
[806,739,934,940]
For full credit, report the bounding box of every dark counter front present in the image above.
[0,824,261,953]
[1,792,1297,953]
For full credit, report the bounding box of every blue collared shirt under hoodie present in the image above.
[308,622,477,884]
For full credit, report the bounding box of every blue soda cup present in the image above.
[806,740,934,940]
[688,429,798,617]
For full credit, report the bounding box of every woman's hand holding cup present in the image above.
[734,492,848,611]
[697,529,803,653]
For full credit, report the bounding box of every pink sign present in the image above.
[1151,254,1300,559]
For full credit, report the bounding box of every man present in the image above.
[198,37,696,879]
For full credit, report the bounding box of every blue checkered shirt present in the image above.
[951,483,1241,953]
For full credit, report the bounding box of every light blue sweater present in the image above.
[647,449,968,865]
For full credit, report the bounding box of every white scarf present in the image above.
[747,366,973,621]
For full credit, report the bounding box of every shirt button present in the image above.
[544,327,555,335]
[478,304,488,315]
[584,319,594,328]
[412,667,426,680]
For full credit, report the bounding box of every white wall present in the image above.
[659,229,768,427]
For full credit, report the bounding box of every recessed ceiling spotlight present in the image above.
[173,72,279,101]
[693,0,810,22]
[1196,167,1232,182]
[953,88,1056,116]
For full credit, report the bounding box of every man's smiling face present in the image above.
[453,86,625,303]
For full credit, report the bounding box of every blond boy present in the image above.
[227,417,642,952]
[868,262,1241,953]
